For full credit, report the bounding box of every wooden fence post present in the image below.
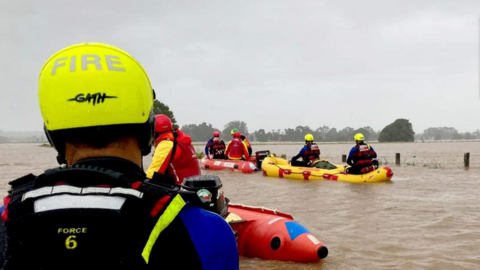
[342,155,347,162]
[464,152,470,168]
[395,153,401,165]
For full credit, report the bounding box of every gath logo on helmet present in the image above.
[68,93,117,105]
[38,42,155,163]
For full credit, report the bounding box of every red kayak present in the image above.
[200,156,258,173]
[226,204,328,262]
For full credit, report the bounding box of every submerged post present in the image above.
[342,155,347,162]
[395,153,400,165]
[464,152,470,168]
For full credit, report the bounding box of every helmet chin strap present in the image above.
[56,154,67,165]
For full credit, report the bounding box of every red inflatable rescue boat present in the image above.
[226,204,328,262]
[200,156,258,173]
[200,150,272,174]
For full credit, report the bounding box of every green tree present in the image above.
[337,127,355,141]
[378,119,415,142]
[283,128,296,141]
[472,130,480,139]
[254,129,268,142]
[153,100,178,128]
[452,132,463,140]
[423,127,458,140]
[181,122,219,142]
[353,127,372,141]
[314,125,330,141]
[295,126,313,141]
[222,121,249,139]
[0,136,8,143]
[324,128,338,142]
[358,126,378,141]
[269,129,282,141]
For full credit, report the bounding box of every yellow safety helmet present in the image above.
[304,134,314,141]
[38,42,155,163]
[354,133,365,141]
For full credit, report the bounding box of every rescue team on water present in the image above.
[205,129,252,161]
[203,129,380,176]
[261,133,392,183]
[290,133,378,175]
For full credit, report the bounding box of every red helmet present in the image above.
[213,131,220,137]
[154,114,172,133]
[233,131,241,138]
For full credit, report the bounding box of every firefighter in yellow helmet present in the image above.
[346,133,378,174]
[290,134,321,167]
[0,43,238,269]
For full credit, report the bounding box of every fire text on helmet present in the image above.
[51,54,126,75]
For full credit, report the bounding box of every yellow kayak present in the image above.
[261,155,393,183]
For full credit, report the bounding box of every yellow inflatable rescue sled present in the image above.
[261,155,393,183]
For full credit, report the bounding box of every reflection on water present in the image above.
[1,142,480,269]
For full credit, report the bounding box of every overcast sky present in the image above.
[0,0,479,133]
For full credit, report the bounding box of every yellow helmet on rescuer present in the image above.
[354,133,365,141]
[304,134,314,142]
[38,42,155,164]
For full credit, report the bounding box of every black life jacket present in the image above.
[210,139,226,159]
[302,143,320,162]
[352,143,373,167]
[1,166,197,270]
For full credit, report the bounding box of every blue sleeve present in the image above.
[179,206,239,270]
[369,146,375,152]
[348,147,356,158]
[205,139,213,155]
[299,145,308,155]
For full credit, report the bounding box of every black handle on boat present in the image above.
[317,246,328,259]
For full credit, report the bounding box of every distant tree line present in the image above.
[180,119,420,142]
[415,127,480,141]
[0,135,47,143]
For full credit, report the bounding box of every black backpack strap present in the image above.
[38,166,131,188]
[164,132,178,175]
[8,174,37,198]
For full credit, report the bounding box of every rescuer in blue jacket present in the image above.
[346,133,378,174]
[205,131,226,159]
[290,134,321,167]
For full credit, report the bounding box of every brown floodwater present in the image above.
[1,142,480,269]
